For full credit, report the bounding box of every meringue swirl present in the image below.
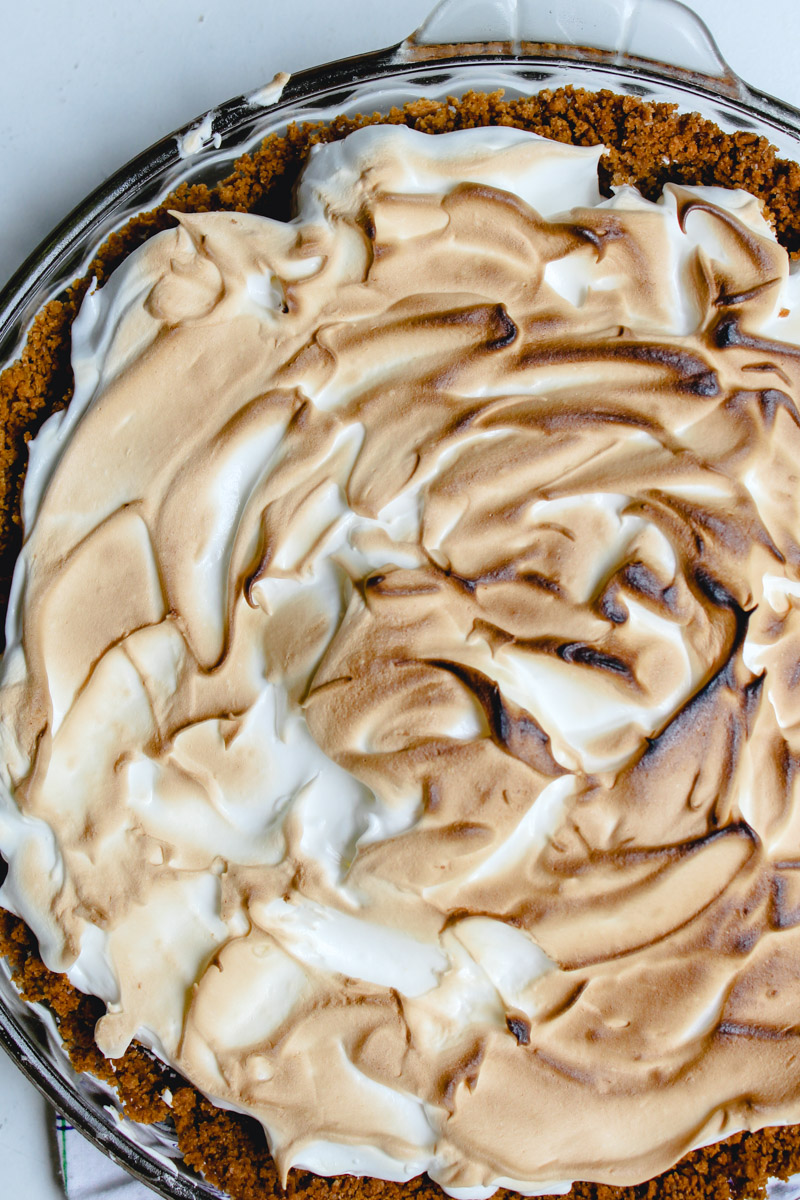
[4,125,800,1195]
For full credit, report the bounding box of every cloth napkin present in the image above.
[56,1113,153,1199]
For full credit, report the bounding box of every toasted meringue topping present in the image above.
[4,125,800,1195]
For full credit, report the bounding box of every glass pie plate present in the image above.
[3,0,800,1196]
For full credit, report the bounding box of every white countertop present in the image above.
[2,0,800,1195]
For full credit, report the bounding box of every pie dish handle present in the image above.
[399,0,746,99]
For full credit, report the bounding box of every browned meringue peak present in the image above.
[6,124,800,1194]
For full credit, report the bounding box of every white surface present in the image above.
[1,0,800,1197]
[0,1057,65,1200]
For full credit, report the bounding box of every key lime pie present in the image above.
[4,88,800,1200]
